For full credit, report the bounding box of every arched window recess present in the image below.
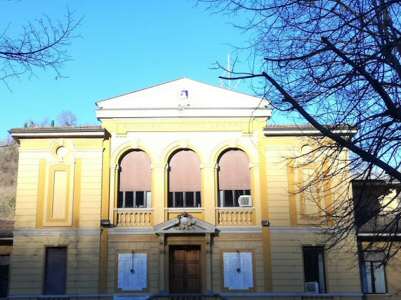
[118,150,152,208]
[217,149,251,208]
[168,149,202,208]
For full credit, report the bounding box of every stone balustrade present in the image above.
[114,208,153,227]
[216,207,255,226]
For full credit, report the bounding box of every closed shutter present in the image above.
[223,252,253,290]
[169,150,201,192]
[118,253,148,291]
[218,150,250,190]
[119,151,151,192]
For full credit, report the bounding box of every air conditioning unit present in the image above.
[238,195,252,207]
[304,281,319,293]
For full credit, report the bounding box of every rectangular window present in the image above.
[43,247,67,295]
[362,252,387,294]
[118,253,147,291]
[223,252,253,290]
[303,246,326,293]
[117,191,151,208]
[168,191,201,208]
[219,190,251,207]
[0,255,10,297]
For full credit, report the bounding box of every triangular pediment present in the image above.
[154,214,216,234]
[96,78,271,119]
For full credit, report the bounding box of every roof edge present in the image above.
[9,126,105,139]
[264,125,357,136]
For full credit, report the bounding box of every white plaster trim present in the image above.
[264,129,357,136]
[96,109,270,119]
[269,226,326,233]
[11,132,105,138]
[217,226,262,233]
[164,208,204,212]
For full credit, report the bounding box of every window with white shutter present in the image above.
[117,253,147,291]
[223,252,253,290]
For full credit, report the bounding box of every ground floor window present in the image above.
[223,251,254,290]
[168,191,201,208]
[118,191,151,208]
[43,247,67,295]
[362,251,387,294]
[0,255,9,297]
[303,246,326,293]
[219,190,251,207]
[118,252,147,291]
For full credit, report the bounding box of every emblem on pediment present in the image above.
[177,212,196,231]
[153,212,216,234]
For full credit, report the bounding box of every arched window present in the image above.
[168,149,201,208]
[118,150,151,208]
[218,149,251,207]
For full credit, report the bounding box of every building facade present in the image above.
[8,78,394,299]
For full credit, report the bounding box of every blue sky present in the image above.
[0,1,293,139]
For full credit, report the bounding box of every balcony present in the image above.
[216,207,255,226]
[114,208,153,227]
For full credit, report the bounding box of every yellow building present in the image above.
[8,78,391,299]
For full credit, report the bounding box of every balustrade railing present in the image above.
[216,207,255,226]
[114,208,153,227]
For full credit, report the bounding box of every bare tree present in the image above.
[201,0,401,259]
[57,110,77,126]
[0,6,80,86]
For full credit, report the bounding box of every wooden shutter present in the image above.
[43,247,67,295]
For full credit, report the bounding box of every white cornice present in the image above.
[11,131,105,138]
[264,128,357,136]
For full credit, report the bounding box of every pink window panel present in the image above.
[218,150,250,190]
[169,150,201,192]
[119,151,151,191]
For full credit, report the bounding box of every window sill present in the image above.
[165,207,204,212]
[114,208,153,211]
[217,207,254,209]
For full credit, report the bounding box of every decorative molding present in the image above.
[269,226,326,233]
[217,226,262,233]
[154,214,216,234]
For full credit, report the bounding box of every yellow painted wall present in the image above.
[14,138,104,229]
[9,118,369,296]
[10,138,104,295]
[9,231,100,294]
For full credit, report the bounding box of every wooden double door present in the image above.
[169,245,202,293]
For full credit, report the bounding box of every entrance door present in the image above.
[169,245,201,293]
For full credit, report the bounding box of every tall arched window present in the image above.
[118,150,151,208]
[218,149,251,207]
[168,149,201,208]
